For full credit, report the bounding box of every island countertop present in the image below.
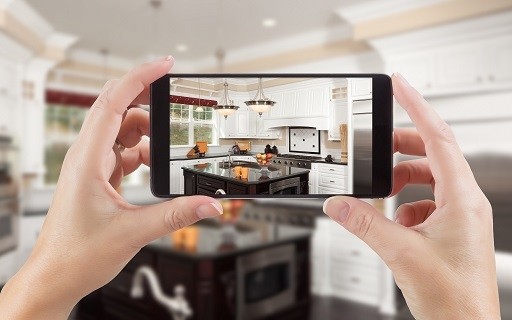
[182,162,310,185]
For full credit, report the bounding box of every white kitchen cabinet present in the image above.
[308,163,318,194]
[312,216,384,306]
[170,157,225,194]
[220,108,278,139]
[18,215,45,266]
[316,163,348,194]
[328,100,349,141]
[350,78,372,99]
[434,45,484,88]
[489,41,512,83]
[388,53,435,92]
[267,92,285,119]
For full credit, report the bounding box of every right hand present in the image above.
[323,73,500,319]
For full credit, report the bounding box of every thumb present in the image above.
[123,196,223,247]
[323,196,419,267]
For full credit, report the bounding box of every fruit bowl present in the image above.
[254,153,273,172]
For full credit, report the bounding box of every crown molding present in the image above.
[336,0,444,24]
[368,10,512,56]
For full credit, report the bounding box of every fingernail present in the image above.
[323,198,350,223]
[196,202,223,219]
[393,72,411,87]
[160,55,174,62]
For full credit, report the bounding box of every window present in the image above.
[170,103,218,147]
[44,104,87,184]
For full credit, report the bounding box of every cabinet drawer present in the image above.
[318,164,347,175]
[331,243,381,268]
[330,264,380,296]
[318,186,347,195]
[197,175,225,190]
[318,174,346,189]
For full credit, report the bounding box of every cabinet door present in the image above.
[281,91,297,118]
[350,78,372,99]
[223,111,238,137]
[435,45,484,87]
[308,86,329,117]
[235,111,250,137]
[295,89,310,117]
[328,100,348,140]
[268,92,285,119]
[170,161,183,194]
[489,41,512,83]
[388,54,434,92]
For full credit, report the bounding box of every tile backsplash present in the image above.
[289,128,320,154]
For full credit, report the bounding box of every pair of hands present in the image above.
[0,59,500,319]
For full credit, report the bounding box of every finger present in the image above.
[393,128,425,156]
[122,196,223,248]
[390,158,434,196]
[77,56,173,177]
[109,146,124,189]
[323,196,421,269]
[392,73,477,200]
[117,108,149,148]
[132,86,150,105]
[121,139,150,176]
[395,200,436,228]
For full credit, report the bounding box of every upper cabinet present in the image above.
[387,36,512,96]
[350,78,372,100]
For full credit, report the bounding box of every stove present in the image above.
[271,153,322,169]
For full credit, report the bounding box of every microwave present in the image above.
[237,244,296,320]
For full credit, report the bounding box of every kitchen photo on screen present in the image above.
[168,77,373,196]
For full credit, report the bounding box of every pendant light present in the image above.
[195,78,204,113]
[244,78,275,117]
[214,81,239,119]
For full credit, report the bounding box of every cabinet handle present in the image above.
[329,180,335,183]
[205,182,211,186]
[329,169,334,171]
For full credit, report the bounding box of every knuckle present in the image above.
[348,210,375,241]
[164,209,186,233]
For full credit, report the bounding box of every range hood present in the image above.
[263,117,329,131]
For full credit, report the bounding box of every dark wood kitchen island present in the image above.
[77,220,312,320]
[183,162,310,195]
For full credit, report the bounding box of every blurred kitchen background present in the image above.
[1,0,512,319]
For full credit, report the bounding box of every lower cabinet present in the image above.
[310,163,348,195]
[311,217,384,306]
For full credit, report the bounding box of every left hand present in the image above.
[0,57,223,320]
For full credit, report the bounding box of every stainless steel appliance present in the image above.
[269,177,301,195]
[271,154,322,169]
[0,135,19,255]
[352,100,373,194]
[237,244,296,320]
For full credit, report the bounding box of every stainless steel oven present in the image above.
[269,177,300,195]
[237,244,296,320]
[0,136,19,255]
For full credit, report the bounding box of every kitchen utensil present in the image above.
[232,144,241,154]
[196,141,208,154]
[325,155,333,162]
[264,144,272,154]
[271,146,278,154]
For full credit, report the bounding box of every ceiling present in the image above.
[26,0,369,61]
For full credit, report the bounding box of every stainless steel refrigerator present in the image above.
[352,100,372,194]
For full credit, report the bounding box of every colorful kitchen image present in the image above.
[168,77,372,196]
[1,0,512,319]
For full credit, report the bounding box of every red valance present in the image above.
[46,90,217,108]
[170,95,218,107]
[45,89,97,108]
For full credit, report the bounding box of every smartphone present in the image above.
[150,74,392,199]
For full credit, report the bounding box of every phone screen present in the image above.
[150,74,392,198]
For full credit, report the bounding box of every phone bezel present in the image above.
[150,73,392,199]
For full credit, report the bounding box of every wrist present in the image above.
[0,254,79,319]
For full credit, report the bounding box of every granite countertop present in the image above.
[182,163,310,185]
[313,159,348,165]
[170,152,257,161]
[146,220,311,259]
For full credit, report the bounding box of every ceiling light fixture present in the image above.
[214,81,239,119]
[176,44,188,52]
[262,18,276,28]
[244,78,275,116]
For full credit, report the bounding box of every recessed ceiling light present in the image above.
[262,18,276,28]
[176,44,188,52]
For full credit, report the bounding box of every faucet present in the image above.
[226,149,233,166]
[131,266,193,320]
